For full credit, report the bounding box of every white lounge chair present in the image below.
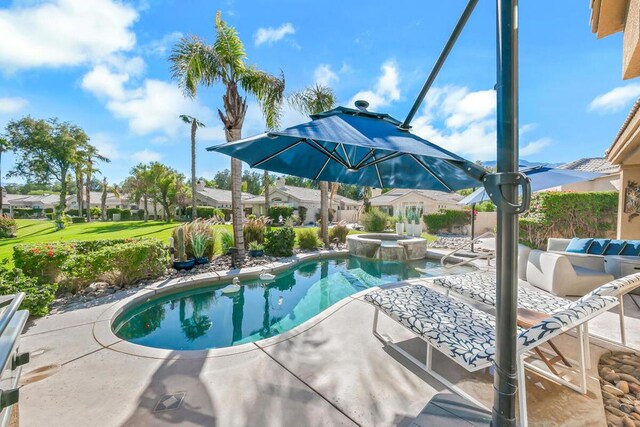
[364,284,617,427]
[432,271,640,346]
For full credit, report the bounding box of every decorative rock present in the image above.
[607,373,622,382]
[631,412,640,421]
[621,365,636,374]
[620,404,634,414]
[604,391,620,400]
[605,384,626,397]
[619,381,631,394]
[623,417,636,427]
[105,288,116,294]
[608,406,627,417]
[621,374,640,385]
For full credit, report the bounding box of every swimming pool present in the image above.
[113,256,474,350]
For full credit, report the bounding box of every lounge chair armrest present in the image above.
[526,250,576,294]
[547,238,571,252]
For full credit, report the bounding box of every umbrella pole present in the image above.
[493,0,519,426]
[470,202,476,253]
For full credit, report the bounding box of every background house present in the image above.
[194,180,257,210]
[369,188,464,222]
[552,157,620,191]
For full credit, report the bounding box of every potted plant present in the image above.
[394,214,404,236]
[173,226,195,270]
[407,211,422,237]
[248,241,264,257]
[188,219,212,265]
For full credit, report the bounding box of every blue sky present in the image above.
[0,0,638,184]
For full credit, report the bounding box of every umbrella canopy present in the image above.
[459,166,604,205]
[207,104,487,192]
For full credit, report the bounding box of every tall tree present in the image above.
[148,162,186,223]
[169,11,285,255]
[288,84,336,247]
[0,136,11,214]
[83,145,110,222]
[179,115,205,219]
[5,117,89,211]
[100,178,121,221]
[123,164,153,222]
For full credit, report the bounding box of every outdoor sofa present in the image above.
[548,238,640,276]
[364,283,617,427]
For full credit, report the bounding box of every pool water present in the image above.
[113,257,474,350]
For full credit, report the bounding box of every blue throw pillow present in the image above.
[604,240,627,255]
[588,239,611,255]
[565,238,593,253]
[621,240,640,256]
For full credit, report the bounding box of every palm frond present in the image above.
[288,84,336,116]
[169,35,223,97]
[214,11,246,80]
[240,67,285,130]
[179,114,193,124]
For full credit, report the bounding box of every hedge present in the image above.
[424,210,469,233]
[269,206,294,222]
[0,262,57,316]
[264,226,295,257]
[519,191,618,249]
[14,239,158,287]
[61,239,166,289]
[70,216,86,223]
[0,215,17,238]
[361,208,389,232]
[196,206,224,219]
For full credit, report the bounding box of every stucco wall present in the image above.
[617,165,640,239]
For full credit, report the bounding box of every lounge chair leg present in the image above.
[372,308,383,341]
[619,296,626,347]
[577,324,587,395]
[426,343,433,371]
[518,354,528,427]
[583,322,591,370]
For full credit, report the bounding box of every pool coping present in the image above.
[92,248,484,359]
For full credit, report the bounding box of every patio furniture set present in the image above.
[363,240,640,426]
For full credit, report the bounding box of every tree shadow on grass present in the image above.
[75,221,175,236]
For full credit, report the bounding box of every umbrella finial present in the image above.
[354,100,369,112]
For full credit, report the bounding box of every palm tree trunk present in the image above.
[263,170,270,219]
[320,181,329,247]
[231,155,244,254]
[143,195,148,222]
[191,120,197,220]
[76,172,83,218]
[101,179,107,221]
[85,170,91,222]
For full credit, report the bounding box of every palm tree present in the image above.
[84,146,110,222]
[288,84,337,247]
[0,137,11,214]
[169,11,285,255]
[179,115,205,220]
[123,164,153,222]
[100,178,121,221]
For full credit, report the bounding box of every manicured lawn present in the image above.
[1,219,436,265]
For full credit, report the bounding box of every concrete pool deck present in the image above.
[17,255,640,426]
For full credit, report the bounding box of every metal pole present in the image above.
[470,203,476,252]
[493,0,519,426]
[400,0,479,129]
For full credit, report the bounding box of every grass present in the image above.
[1,219,436,265]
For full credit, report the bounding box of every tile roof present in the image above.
[558,157,619,174]
[271,185,360,205]
[370,188,463,205]
[196,188,257,204]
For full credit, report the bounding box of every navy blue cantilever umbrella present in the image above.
[460,166,604,205]
[207,103,487,191]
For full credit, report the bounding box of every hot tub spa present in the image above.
[346,233,427,261]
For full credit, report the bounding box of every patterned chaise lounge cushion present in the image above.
[517,294,617,351]
[431,273,569,314]
[364,285,499,369]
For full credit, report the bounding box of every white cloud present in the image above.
[411,85,551,161]
[145,31,183,57]
[81,65,129,100]
[0,97,28,114]
[254,23,295,46]
[589,84,640,113]
[132,149,161,163]
[90,132,121,161]
[0,0,138,70]
[314,64,338,86]
[349,60,400,110]
[520,138,551,156]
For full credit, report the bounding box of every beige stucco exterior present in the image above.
[591,0,640,79]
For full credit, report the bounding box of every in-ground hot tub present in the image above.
[347,233,427,261]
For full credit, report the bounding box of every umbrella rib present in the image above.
[306,139,350,168]
[340,144,353,168]
[410,154,454,192]
[374,163,384,188]
[251,139,305,168]
[354,149,376,169]
[359,151,404,169]
[314,146,338,180]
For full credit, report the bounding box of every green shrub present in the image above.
[90,207,101,218]
[61,239,166,289]
[66,209,79,216]
[45,213,54,220]
[44,208,54,214]
[361,208,389,232]
[243,217,268,248]
[0,215,17,238]
[70,216,86,224]
[12,208,34,219]
[0,261,57,317]
[519,191,618,249]
[297,228,321,250]
[106,208,122,220]
[424,210,469,233]
[264,226,295,257]
[220,230,234,254]
[297,206,307,223]
[118,209,131,221]
[269,206,294,222]
[474,201,496,212]
[329,223,349,244]
[196,206,224,219]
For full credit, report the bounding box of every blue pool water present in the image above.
[113,256,474,350]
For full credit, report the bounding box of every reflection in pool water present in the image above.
[113,256,474,350]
